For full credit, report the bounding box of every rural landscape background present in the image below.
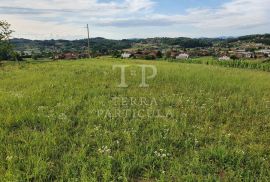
[1,0,270,181]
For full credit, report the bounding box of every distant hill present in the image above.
[10,38,134,54]
[226,34,270,45]
[10,34,270,54]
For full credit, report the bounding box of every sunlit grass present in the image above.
[0,58,269,181]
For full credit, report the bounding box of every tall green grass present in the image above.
[0,58,269,181]
[173,57,270,72]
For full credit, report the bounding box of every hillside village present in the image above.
[11,34,270,61]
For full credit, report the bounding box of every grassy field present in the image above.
[0,58,270,181]
[171,57,270,72]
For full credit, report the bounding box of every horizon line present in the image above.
[10,33,270,41]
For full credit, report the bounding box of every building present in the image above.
[23,50,32,56]
[170,51,179,59]
[235,50,254,58]
[255,52,267,59]
[54,53,78,60]
[79,53,90,59]
[176,53,189,60]
[256,49,270,57]
[218,56,231,61]
[121,52,132,58]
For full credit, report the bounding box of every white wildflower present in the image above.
[195,138,199,145]
[98,146,111,154]
[94,125,101,131]
[58,113,68,120]
[13,93,24,98]
[6,156,13,161]
[154,149,170,158]
[56,103,62,107]
[38,106,47,112]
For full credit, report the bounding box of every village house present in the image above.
[121,52,132,58]
[170,51,179,59]
[146,52,158,60]
[23,50,32,56]
[228,50,235,56]
[78,53,89,59]
[65,53,79,60]
[54,52,79,60]
[123,50,161,60]
[176,53,189,60]
[255,52,267,59]
[255,49,270,57]
[235,50,254,58]
[133,51,145,59]
[218,56,231,61]
[196,49,212,56]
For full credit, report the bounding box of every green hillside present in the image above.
[0,58,269,181]
[10,34,270,54]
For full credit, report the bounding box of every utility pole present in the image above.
[87,24,91,58]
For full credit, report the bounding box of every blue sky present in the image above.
[154,0,230,14]
[0,0,269,40]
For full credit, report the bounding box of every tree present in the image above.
[165,51,171,59]
[112,50,121,58]
[0,20,13,41]
[0,20,14,61]
[156,51,163,58]
[230,55,238,60]
[31,54,39,60]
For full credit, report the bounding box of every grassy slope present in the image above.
[0,58,269,181]
[174,57,270,72]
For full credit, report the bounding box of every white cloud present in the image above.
[3,15,85,40]
[0,0,269,39]
[188,0,270,29]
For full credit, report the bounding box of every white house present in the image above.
[23,50,32,56]
[121,52,132,58]
[236,50,253,58]
[256,49,270,54]
[176,53,189,60]
[218,56,231,61]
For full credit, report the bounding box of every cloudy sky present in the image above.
[0,0,269,40]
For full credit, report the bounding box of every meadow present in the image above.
[176,57,270,72]
[0,58,269,181]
